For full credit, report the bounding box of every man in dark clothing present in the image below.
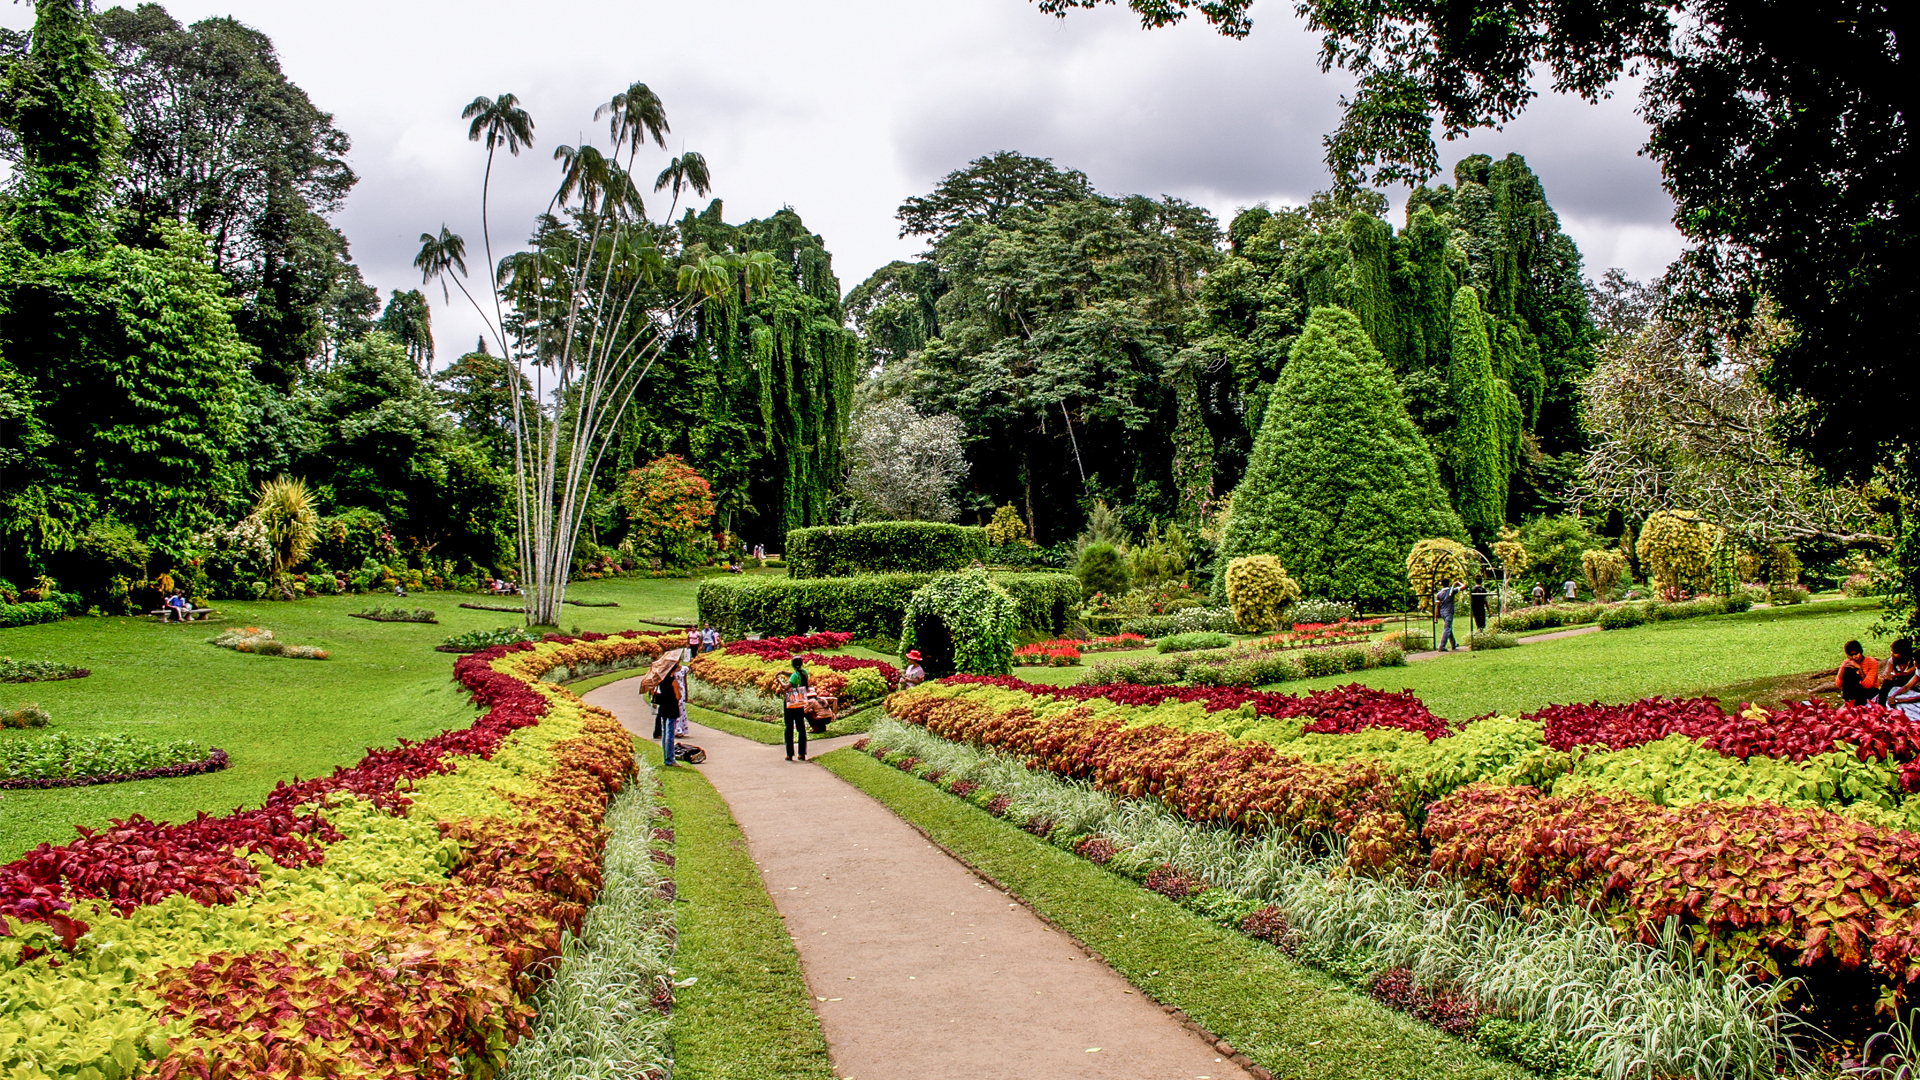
[1435,580,1462,652]
[1470,583,1490,633]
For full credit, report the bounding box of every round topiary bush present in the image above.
[1223,556,1301,633]
[1636,510,1717,599]
[1406,538,1477,602]
[1075,542,1132,600]
[900,570,1018,677]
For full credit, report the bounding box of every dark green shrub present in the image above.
[1157,632,1232,653]
[1488,602,1605,633]
[0,601,69,628]
[1075,542,1131,599]
[1400,629,1434,652]
[698,572,1076,638]
[1598,604,1649,630]
[785,523,990,578]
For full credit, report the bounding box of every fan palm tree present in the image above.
[653,151,711,221]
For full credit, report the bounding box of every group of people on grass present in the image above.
[1835,638,1920,718]
[1433,578,1585,651]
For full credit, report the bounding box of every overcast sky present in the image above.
[9,0,1684,360]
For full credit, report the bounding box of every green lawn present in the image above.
[1287,599,1880,720]
[646,740,835,1080]
[0,576,703,861]
[820,747,1527,1080]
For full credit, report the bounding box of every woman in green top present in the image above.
[783,655,810,761]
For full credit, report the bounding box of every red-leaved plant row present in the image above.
[943,674,1450,740]
[0,629,676,927]
[890,685,1419,866]
[721,631,855,660]
[799,651,903,690]
[895,680,1920,988]
[1524,696,1920,786]
[1426,782,1920,983]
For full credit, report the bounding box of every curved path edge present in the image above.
[585,678,1252,1080]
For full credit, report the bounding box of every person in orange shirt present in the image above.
[1836,639,1880,706]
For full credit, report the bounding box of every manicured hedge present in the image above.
[0,600,70,628]
[698,571,1077,638]
[784,523,990,578]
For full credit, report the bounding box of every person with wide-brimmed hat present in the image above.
[901,649,926,689]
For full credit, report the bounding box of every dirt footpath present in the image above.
[585,683,1252,1080]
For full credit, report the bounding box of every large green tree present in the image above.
[89,5,364,386]
[854,152,1220,542]
[1218,305,1463,609]
[1039,0,1915,613]
[1446,285,1518,542]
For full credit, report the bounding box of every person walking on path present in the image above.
[701,624,719,653]
[1531,582,1546,606]
[784,655,811,761]
[1435,580,1462,652]
[653,653,686,767]
[1469,582,1489,634]
[685,624,702,656]
[1564,578,1579,602]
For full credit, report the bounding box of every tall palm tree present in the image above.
[461,93,535,353]
[653,151,711,222]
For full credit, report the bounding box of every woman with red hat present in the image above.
[901,649,926,689]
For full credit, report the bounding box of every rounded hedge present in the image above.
[784,522,990,578]
[697,571,1077,639]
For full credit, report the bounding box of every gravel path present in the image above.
[586,681,1253,1080]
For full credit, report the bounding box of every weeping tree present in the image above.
[418,81,770,625]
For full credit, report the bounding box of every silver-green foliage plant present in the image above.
[1218,306,1465,610]
[900,569,1017,675]
[0,732,208,780]
[506,764,675,1079]
[1289,599,1359,625]
[863,718,1801,1079]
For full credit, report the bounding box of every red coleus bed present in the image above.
[0,630,671,927]
[1426,782,1920,981]
[721,632,855,661]
[1525,696,1920,783]
[942,674,1449,740]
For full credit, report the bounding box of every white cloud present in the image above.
[5,0,1682,355]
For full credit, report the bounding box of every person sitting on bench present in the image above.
[165,590,192,622]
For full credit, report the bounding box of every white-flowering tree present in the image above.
[845,397,968,522]
[1576,310,1888,549]
[418,83,770,625]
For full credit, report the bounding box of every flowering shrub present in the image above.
[207,627,329,660]
[721,632,855,660]
[0,630,678,1079]
[1013,644,1081,666]
[1255,619,1383,650]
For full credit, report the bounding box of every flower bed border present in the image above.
[0,747,229,790]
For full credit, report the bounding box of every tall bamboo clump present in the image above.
[420,81,771,625]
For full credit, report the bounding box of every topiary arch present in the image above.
[899,570,1017,677]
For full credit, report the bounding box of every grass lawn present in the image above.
[646,739,836,1080]
[0,576,703,861]
[819,747,1527,1080]
[1286,599,1881,720]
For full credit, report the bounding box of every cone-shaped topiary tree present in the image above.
[1220,306,1465,610]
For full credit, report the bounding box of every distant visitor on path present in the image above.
[702,624,720,653]
[1531,582,1546,606]
[901,649,926,689]
[1469,583,1489,633]
[1836,640,1882,707]
[1563,579,1578,601]
[686,624,702,656]
[652,653,688,767]
[784,656,810,761]
[1435,580,1462,652]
